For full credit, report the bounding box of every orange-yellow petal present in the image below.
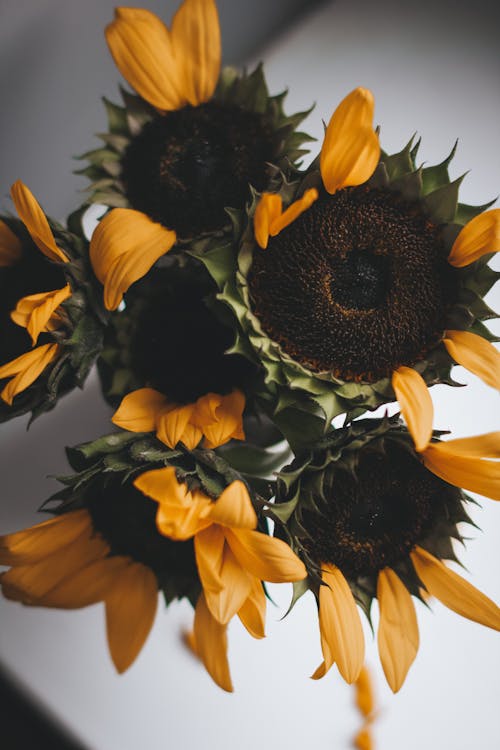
[448,209,500,267]
[193,593,233,692]
[194,525,226,596]
[254,193,283,249]
[11,285,71,344]
[10,181,68,263]
[0,343,59,405]
[171,0,221,106]
[354,728,373,750]
[320,88,380,195]
[392,366,433,452]
[156,402,196,448]
[112,388,167,433]
[204,542,253,625]
[195,390,246,449]
[443,330,500,390]
[225,528,307,583]
[422,440,500,500]
[313,564,365,683]
[0,220,22,266]
[105,561,158,673]
[238,576,266,639]
[89,208,176,310]
[411,546,500,630]
[354,665,375,718]
[105,7,185,111]
[208,480,257,530]
[269,188,319,236]
[377,568,419,693]
[429,431,500,459]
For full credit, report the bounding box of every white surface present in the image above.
[1,1,500,748]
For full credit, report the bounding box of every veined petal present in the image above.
[254,193,283,249]
[89,209,176,310]
[225,528,307,583]
[105,561,158,673]
[314,564,365,684]
[198,390,246,449]
[422,441,500,500]
[411,546,500,631]
[0,510,92,566]
[443,330,500,391]
[208,481,257,530]
[171,0,221,106]
[392,366,433,452]
[448,209,500,267]
[320,88,380,195]
[177,422,204,450]
[377,568,419,693]
[238,576,266,639]
[112,388,167,433]
[0,220,22,266]
[269,189,319,236]
[193,593,233,692]
[10,181,68,263]
[204,543,253,625]
[0,343,59,405]
[156,402,195,448]
[194,525,226,596]
[11,285,71,344]
[105,7,185,111]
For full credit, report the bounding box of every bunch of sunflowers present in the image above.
[1,0,499,714]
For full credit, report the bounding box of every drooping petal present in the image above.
[193,593,233,692]
[0,343,59,405]
[105,8,185,111]
[10,181,68,263]
[448,209,500,267]
[112,388,167,433]
[203,543,253,625]
[392,366,433,452]
[0,220,22,266]
[354,665,375,718]
[238,577,266,639]
[176,421,204,451]
[89,209,176,310]
[11,285,71,344]
[411,546,500,630]
[105,561,158,673]
[443,330,500,390]
[430,431,500,458]
[208,480,257,530]
[320,88,380,195]
[377,568,419,693]
[156,402,195,448]
[194,525,226,597]
[171,0,221,106]
[422,441,500,500]
[225,528,307,583]
[313,564,365,684]
[353,728,373,750]
[254,193,283,249]
[0,510,92,566]
[196,390,246,449]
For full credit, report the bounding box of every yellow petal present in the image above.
[11,285,71,344]
[10,181,68,263]
[105,561,158,673]
[171,0,221,106]
[208,480,257,530]
[392,366,433,452]
[422,441,500,500]
[320,88,380,195]
[269,189,319,236]
[156,402,195,448]
[377,568,419,693]
[237,576,266,639]
[0,220,22,266]
[105,7,186,111]
[353,728,373,750]
[204,542,253,625]
[411,546,500,630]
[354,665,375,717]
[0,343,59,405]
[193,593,233,692]
[254,193,283,249]
[430,431,500,459]
[194,525,226,596]
[448,208,500,267]
[112,388,167,433]
[443,330,500,390]
[196,390,246,449]
[177,421,204,451]
[0,510,92,566]
[225,528,307,583]
[89,209,176,310]
[315,564,365,684]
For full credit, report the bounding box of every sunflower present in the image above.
[207,87,499,444]
[0,181,106,420]
[79,0,312,253]
[271,416,500,691]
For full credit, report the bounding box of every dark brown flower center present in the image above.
[122,102,275,238]
[248,186,456,381]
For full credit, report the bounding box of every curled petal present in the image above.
[0,220,22,266]
[112,388,168,433]
[89,209,176,310]
[195,390,245,449]
[203,543,253,625]
[422,440,500,500]
[392,366,433,452]
[156,403,196,449]
[11,285,71,344]
[0,343,59,405]
[443,330,500,390]
[208,480,257,530]
[193,593,233,692]
[225,528,307,583]
[270,189,319,236]
[10,181,68,263]
[320,88,380,195]
[254,194,282,249]
[448,209,500,267]
[238,577,266,639]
